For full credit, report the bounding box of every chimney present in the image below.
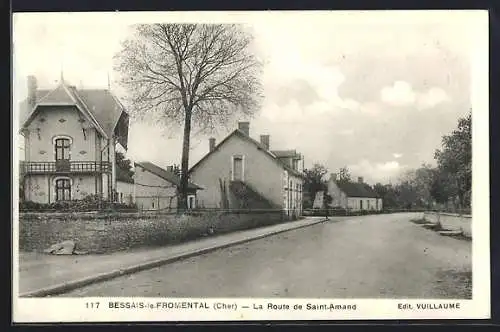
[27,75,37,109]
[238,121,250,136]
[330,173,337,181]
[358,177,364,184]
[209,137,216,152]
[260,135,270,150]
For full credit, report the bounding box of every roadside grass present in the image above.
[422,221,445,231]
[448,229,472,242]
[410,218,472,241]
[434,269,472,299]
[410,218,430,225]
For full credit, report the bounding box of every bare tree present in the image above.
[114,24,263,209]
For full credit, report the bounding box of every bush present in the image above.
[19,194,138,212]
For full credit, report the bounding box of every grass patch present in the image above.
[410,218,430,225]
[448,231,472,242]
[411,218,472,241]
[422,221,446,231]
[433,269,472,299]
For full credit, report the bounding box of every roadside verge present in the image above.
[19,217,327,298]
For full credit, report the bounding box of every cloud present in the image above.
[260,43,362,121]
[380,81,417,106]
[380,81,451,109]
[348,159,406,184]
[393,153,403,158]
[416,87,451,109]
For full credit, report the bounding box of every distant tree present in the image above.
[338,166,352,184]
[323,192,333,208]
[430,168,456,208]
[382,184,399,209]
[114,24,263,210]
[396,180,419,209]
[115,151,134,180]
[373,183,387,197]
[412,164,435,208]
[303,163,329,209]
[434,113,472,209]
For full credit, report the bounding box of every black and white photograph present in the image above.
[12,10,489,322]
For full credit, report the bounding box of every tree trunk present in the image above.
[179,108,192,212]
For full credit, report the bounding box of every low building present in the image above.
[134,161,201,211]
[326,174,383,211]
[116,173,135,205]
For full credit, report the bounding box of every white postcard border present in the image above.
[12,10,490,323]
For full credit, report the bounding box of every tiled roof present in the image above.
[135,161,202,190]
[19,82,130,149]
[271,150,300,158]
[336,181,379,198]
[37,85,75,104]
[188,129,305,178]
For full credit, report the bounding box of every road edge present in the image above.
[20,217,328,298]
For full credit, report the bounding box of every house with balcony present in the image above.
[18,75,129,204]
[188,121,305,218]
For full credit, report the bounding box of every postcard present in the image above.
[12,10,489,322]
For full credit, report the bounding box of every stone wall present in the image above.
[423,211,472,238]
[19,210,285,254]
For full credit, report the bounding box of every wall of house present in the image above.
[190,134,285,209]
[99,135,112,200]
[70,175,96,200]
[327,180,348,208]
[25,106,98,162]
[23,174,98,203]
[24,174,49,203]
[282,170,303,217]
[133,165,178,211]
[117,181,135,205]
[347,197,379,211]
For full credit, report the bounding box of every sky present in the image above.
[12,11,486,184]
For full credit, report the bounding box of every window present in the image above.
[188,195,196,209]
[232,155,244,181]
[120,193,123,203]
[55,178,71,201]
[55,138,71,160]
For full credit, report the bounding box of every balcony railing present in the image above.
[21,161,112,174]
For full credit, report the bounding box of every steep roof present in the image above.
[188,129,305,178]
[19,82,130,149]
[272,149,301,159]
[335,181,379,198]
[135,161,202,190]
